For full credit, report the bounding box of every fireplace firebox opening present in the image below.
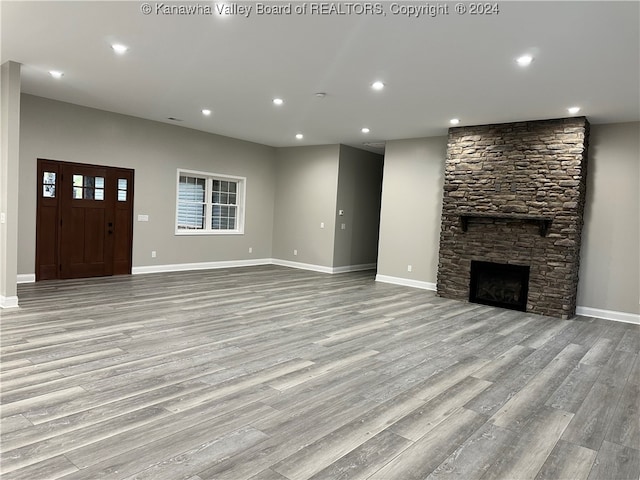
[469,261,530,312]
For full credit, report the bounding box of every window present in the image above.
[176,169,245,234]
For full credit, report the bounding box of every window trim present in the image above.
[175,168,246,235]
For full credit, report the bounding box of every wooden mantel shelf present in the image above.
[457,212,554,237]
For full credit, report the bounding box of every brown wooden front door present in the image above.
[36,159,134,281]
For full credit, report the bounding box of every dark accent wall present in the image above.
[437,117,590,319]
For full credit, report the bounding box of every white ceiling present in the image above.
[2,1,639,151]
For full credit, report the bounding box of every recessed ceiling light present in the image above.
[296,133,304,140]
[361,127,370,134]
[371,81,385,91]
[49,70,64,79]
[516,55,533,67]
[201,109,212,116]
[273,98,284,106]
[450,118,460,125]
[111,44,129,55]
[567,106,581,115]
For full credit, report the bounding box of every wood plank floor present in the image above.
[1,265,638,480]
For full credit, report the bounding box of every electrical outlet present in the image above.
[341,223,346,230]
[151,251,157,258]
[294,249,298,256]
[320,222,325,229]
[407,265,412,272]
[249,247,253,253]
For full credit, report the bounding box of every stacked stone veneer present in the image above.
[436,117,590,319]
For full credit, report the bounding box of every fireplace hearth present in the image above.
[469,261,530,312]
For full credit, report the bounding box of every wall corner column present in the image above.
[1,61,22,308]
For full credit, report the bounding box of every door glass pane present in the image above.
[72,175,104,201]
[94,176,104,201]
[118,178,127,202]
[43,171,56,198]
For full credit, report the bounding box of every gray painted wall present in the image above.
[333,145,383,268]
[18,94,276,274]
[578,122,640,314]
[272,145,340,267]
[377,136,446,284]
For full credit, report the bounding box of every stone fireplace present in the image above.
[436,117,590,319]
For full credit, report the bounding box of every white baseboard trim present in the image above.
[375,274,437,292]
[576,306,640,325]
[132,258,272,275]
[0,295,19,308]
[271,259,334,274]
[331,263,377,274]
[271,259,376,275]
[17,274,36,284]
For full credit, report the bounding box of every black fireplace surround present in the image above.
[469,261,530,312]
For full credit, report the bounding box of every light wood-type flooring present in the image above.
[1,266,639,479]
